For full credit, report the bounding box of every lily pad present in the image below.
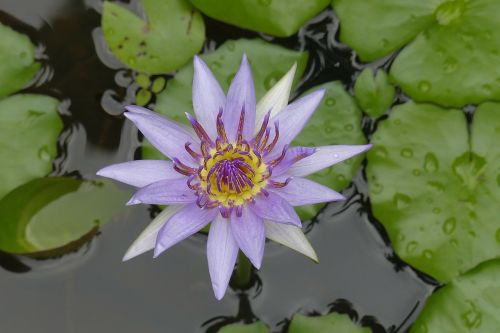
[354,68,395,117]
[333,0,500,107]
[0,23,40,99]
[143,38,309,159]
[289,313,370,333]
[292,81,366,220]
[411,259,500,333]
[367,101,500,282]
[102,0,205,74]
[190,0,329,37]
[219,322,270,333]
[0,94,62,199]
[0,177,129,255]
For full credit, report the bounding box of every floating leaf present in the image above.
[102,0,205,74]
[0,178,129,255]
[367,101,500,282]
[332,0,436,61]
[190,0,329,37]
[333,0,500,107]
[0,23,40,99]
[218,322,271,333]
[135,73,151,89]
[292,82,366,220]
[289,313,370,333]
[411,259,500,333]
[151,77,166,93]
[143,38,308,159]
[0,94,62,199]
[135,88,152,106]
[354,68,395,117]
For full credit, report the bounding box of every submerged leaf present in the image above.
[102,0,205,74]
[292,82,366,220]
[411,259,500,333]
[367,101,500,282]
[0,178,129,255]
[190,0,329,37]
[289,313,371,333]
[0,23,40,99]
[0,94,62,199]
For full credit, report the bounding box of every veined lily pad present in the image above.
[0,23,40,99]
[354,68,395,117]
[142,38,309,159]
[332,0,500,107]
[292,82,366,220]
[0,178,129,255]
[218,322,270,333]
[367,101,500,282]
[0,94,62,199]
[102,0,205,74]
[289,313,371,333]
[411,259,500,333]
[190,0,330,37]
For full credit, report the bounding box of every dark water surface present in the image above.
[0,1,436,332]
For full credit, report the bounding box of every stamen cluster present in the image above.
[173,107,291,218]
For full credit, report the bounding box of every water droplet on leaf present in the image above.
[418,81,431,92]
[400,148,413,158]
[424,153,439,173]
[393,192,412,209]
[443,218,456,234]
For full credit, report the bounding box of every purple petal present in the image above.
[124,106,199,166]
[127,178,195,205]
[270,146,316,177]
[223,55,256,141]
[249,192,301,227]
[264,89,325,158]
[96,160,183,188]
[271,177,345,206]
[288,144,372,177]
[264,220,318,262]
[207,214,238,300]
[230,206,265,269]
[154,204,217,257]
[193,56,226,139]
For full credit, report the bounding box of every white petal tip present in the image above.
[122,252,134,262]
[212,287,227,300]
[126,197,140,205]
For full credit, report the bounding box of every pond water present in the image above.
[0,1,437,332]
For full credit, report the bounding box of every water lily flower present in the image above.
[97,55,371,300]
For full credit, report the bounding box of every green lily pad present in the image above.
[143,38,309,159]
[354,68,395,117]
[292,81,366,220]
[333,0,500,107]
[190,0,329,37]
[332,0,436,61]
[0,177,129,255]
[102,0,205,74]
[411,259,500,333]
[367,101,500,282]
[0,94,62,199]
[218,322,270,333]
[0,23,40,99]
[289,313,371,333]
